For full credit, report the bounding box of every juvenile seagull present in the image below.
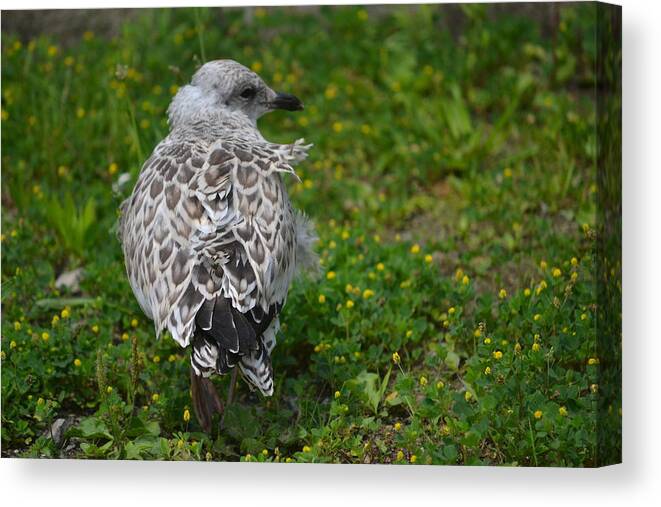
[118,60,317,431]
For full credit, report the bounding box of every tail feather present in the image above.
[190,296,278,396]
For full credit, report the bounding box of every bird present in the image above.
[118,59,318,432]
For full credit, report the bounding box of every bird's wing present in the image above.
[189,139,299,396]
[121,134,298,394]
[120,136,232,347]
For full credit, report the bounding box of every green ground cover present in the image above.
[1,4,611,465]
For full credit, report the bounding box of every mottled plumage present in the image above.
[118,60,316,401]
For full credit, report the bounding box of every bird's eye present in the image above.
[240,87,256,99]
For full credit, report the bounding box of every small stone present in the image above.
[55,268,84,293]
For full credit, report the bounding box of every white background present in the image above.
[1,0,659,505]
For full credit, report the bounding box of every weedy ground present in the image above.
[1,5,613,465]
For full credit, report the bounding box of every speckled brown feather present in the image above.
[118,60,316,396]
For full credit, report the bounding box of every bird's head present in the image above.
[167,59,303,129]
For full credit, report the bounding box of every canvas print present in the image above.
[1,3,621,466]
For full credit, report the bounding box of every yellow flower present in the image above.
[484,366,491,375]
[514,343,522,354]
[590,384,599,393]
[106,386,113,394]
[52,315,60,327]
[532,343,540,352]
[341,230,350,240]
[332,121,343,133]
[410,455,417,463]
[473,328,482,338]
[533,314,541,322]
[436,380,444,389]
[324,84,338,100]
[394,422,402,431]
[318,294,326,304]
[464,391,472,401]
[461,275,470,285]
[152,393,160,402]
[153,355,161,363]
[74,358,81,367]
[302,445,311,453]
[10,340,17,349]
[534,410,543,419]
[483,337,491,345]
[540,260,548,270]
[493,351,503,360]
[424,254,433,264]
[392,351,401,365]
[376,262,385,271]
[448,307,456,315]
[326,271,336,280]
[524,288,531,297]
[361,124,371,135]
[498,288,507,299]
[345,299,354,309]
[170,84,179,95]
[571,272,578,282]
[14,321,21,331]
[362,289,375,299]
[107,162,118,176]
[571,257,578,266]
[37,397,44,405]
[410,243,420,254]
[334,391,340,399]
[559,406,568,417]
[183,409,191,422]
[121,332,129,342]
[581,313,588,321]
[61,308,70,319]
[396,450,404,461]
[168,354,176,362]
[250,61,263,73]
[552,268,562,278]
[503,167,513,178]
[419,376,428,386]
[587,357,599,365]
[262,449,268,456]
[91,324,99,334]
[41,332,50,342]
[47,45,58,57]
[357,9,368,21]
[76,107,86,119]
[131,318,139,328]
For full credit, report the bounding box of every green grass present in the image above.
[1,4,613,465]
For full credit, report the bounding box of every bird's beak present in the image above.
[270,92,304,111]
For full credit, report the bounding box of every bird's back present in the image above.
[119,121,301,395]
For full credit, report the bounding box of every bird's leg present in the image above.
[219,367,239,430]
[190,367,223,434]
